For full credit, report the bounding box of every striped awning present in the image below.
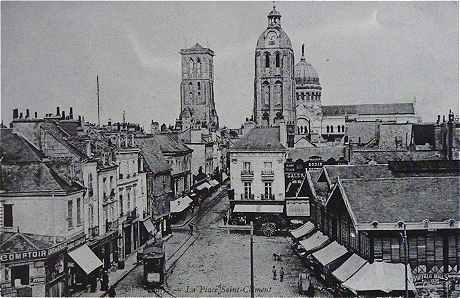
[68,245,103,275]
[289,221,315,239]
[299,231,329,252]
[286,200,310,217]
[332,254,368,282]
[233,204,284,213]
[312,241,348,267]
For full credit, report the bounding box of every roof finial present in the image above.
[302,43,305,57]
[273,0,276,10]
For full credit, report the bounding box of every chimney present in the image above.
[78,115,82,123]
[69,107,73,119]
[34,112,38,118]
[13,109,19,119]
[25,109,30,119]
[56,106,60,116]
[279,120,287,148]
[151,121,159,134]
[443,115,446,123]
[108,118,112,126]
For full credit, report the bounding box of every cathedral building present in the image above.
[178,43,219,134]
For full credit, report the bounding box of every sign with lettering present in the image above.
[0,250,47,262]
[31,276,46,284]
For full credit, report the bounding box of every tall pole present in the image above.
[250,221,254,298]
[97,75,101,127]
[404,224,408,298]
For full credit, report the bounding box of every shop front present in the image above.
[170,196,193,224]
[66,244,103,294]
[88,230,119,271]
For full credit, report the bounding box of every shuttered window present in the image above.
[374,238,383,261]
[382,238,392,262]
[417,236,426,263]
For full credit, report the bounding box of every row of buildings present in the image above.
[227,5,459,297]
[0,102,226,296]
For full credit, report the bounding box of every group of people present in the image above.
[272,265,285,282]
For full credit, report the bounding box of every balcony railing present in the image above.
[88,226,99,238]
[127,207,138,221]
[261,169,274,176]
[240,169,254,179]
[260,193,275,200]
[240,193,255,200]
[106,219,119,232]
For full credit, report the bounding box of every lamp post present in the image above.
[250,221,254,298]
[400,223,409,298]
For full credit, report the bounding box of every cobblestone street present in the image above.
[113,189,330,297]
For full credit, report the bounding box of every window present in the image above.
[337,125,341,132]
[326,126,329,133]
[274,82,282,106]
[197,58,201,76]
[110,176,113,194]
[197,82,201,90]
[67,201,73,229]
[263,83,270,106]
[264,182,272,200]
[243,162,251,173]
[244,182,252,199]
[331,126,334,133]
[265,52,270,68]
[103,177,107,199]
[76,198,81,225]
[275,52,280,67]
[119,194,123,216]
[127,190,131,211]
[3,204,13,227]
[342,125,345,132]
[264,162,272,169]
[88,173,93,196]
[189,58,194,74]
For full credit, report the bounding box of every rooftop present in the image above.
[135,136,171,174]
[0,129,44,163]
[322,103,415,117]
[321,164,393,185]
[230,127,286,151]
[288,146,345,161]
[153,133,192,154]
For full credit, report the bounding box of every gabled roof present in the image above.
[0,129,44,163]
[322,103,415,117]
[42,122,88,159]
[320,164,393,186]
[230,127,286,151]
[135,137,171,174]
[339,176,460,224]
[288,146,344,161]
[0,232,52,253]
[153,133,192,154]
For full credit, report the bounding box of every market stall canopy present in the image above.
[312,241,348,267]
[143,219,156,234]
[209,179,219,187]
[343,261,416,294]
[299,231,329,252]
[233,204,284,213]
[289,221,315,239]
[332,253,367,282]
[286,200,310,217]
[170,196,193,213]
[68,244,103,275]
[195,182,211,191]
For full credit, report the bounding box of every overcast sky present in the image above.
[2,1,458,129]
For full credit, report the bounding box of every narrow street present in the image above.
[113,187,329,297]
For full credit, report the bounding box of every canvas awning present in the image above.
[299,231,329,252]
[343,261,416,294]
[170,196,193,213]
[68,244,103,275]
[312,241,348,267]
[209,179,219,187]
[195,182,211,191]
[289,221,315,239]
[143,219,156,234]
[332,253,368,282]
[286,200,310,217]
[233,204,284,213]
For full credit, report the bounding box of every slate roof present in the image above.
[153,133,192,154]
[345,121,379,145]
[288,146,344,161]
[340,176,460,223]
[135,137,171,174]
[0,129,44,162]
[0,232,53,253]
[58,121,83,137]
[42,122,88,159]
[322,164,393,185]
[230,127,287,151]
[322,103,415,117]
[350,150,442,165]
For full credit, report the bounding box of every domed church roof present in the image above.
[256,4,292,49]
[295,44,320,85]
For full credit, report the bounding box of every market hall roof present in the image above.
[230,127,287,151]
[322,103,415,117]
[336,176,460,225]
[287,146,345,161]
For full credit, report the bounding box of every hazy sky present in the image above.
[2,1,458,129]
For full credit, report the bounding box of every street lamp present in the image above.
[250,221,255,298]
[399,221,409,298]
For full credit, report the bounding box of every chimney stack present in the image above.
[69,107,73,119]
[13,109,19,120]
[56,106,60,116]
[108,118,112,126]
[25,109,30,119]
[34,112,38,118]
[443,115,446,123]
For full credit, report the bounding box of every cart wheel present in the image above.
[262,222,276,237]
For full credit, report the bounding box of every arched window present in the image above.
[265,52,270,68]
[331,126,334,133]
[274,81,282,106]
[275,52,280,68]
[262,82,270,106]
[337,125,341,132]
[189,58,194,74]
[304,126,308,134]
[326,126,329,133]
[298,127,300,134]
[197,58,201,76]
[300,126,303,134]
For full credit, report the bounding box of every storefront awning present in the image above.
[286,200,310,217]
[233,204,284,213]
[299,231,329,252]
[143,219,156,234]
[312,241,348,267]
[195,182,211,191]
[209,179,219,187]
[332,253,367,282]
[68,244,103,275]
[343,262,416,294]
[289,221,315,239]
[170,196,193,213]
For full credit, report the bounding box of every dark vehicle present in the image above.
[142,240,165,288]
[298,272,314,296]
[229,213,289,236]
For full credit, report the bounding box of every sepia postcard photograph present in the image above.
[0,1,459,297]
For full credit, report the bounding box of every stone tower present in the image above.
[179,43,219,132]
[253,5,296,146]
[294,44,322,140]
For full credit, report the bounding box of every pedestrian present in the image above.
[108,285,116,297]
[272,265,277,280]
[189,223,194,235]
[280,267,284,282]
[101,270,109,291]
[223,215,227,225]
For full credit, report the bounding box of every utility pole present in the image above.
[401,223,409,298]
[97,75,101,127]
[250,221,254,298]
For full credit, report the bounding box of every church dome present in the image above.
[256,29,292,49]
[295,45,320,85]
[256,5,292,49]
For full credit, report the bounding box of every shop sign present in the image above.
[0,249,47,262]
[31,276,46,284]
[47,241,67,256]
[67,233,86,250]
